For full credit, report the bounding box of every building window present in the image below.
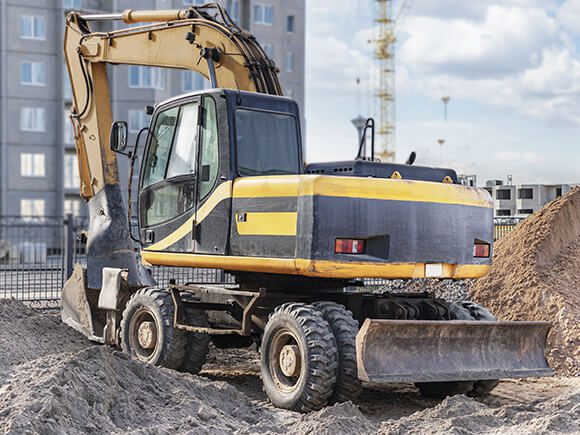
[64,154,80,189]
[225,0,240,23]
[556,187,563,197]
[286,51,295,72]
[496,209,511,217]
[128,110,151,133]
[518,188,533,200]
[183,0,205,5]
[128,66,165,89]
[20,16,46,40]
[182,71,208,92]
[263,43,274,58]
[254,4,273,25]
[63,0,82,9]
[287,15,295,33]
[64,199,81,216]
[495,189,511,200]
[64,111,74,144]
[63,67,72,99]
[518,209,534,215]
[20,199,45,220]
[20,108,46,132]
[21,61,46,86]
[20,153,46,177]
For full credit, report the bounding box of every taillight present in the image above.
[473,242,490,258]
[335,239,365,254]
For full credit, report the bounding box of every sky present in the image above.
[304,0,580,185]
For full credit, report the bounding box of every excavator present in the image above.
[62,4,552,412]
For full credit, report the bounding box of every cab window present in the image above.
[140,101,199,228]
[198,97,219,199]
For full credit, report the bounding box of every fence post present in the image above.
[64,214,74,280]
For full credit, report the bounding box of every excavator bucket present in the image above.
[356,319,553,383]
[61,264,101,343]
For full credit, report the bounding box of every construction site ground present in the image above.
[0,300,578,435]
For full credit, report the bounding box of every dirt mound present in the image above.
[0,346,274,434]
[378,382,580,434]
[472,187,580,375]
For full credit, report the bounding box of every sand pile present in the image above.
[378,382,580,434]
[471,187,580,376]
[0,299,579,434]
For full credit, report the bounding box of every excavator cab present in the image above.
[132,89,302,253]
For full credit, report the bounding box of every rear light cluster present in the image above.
[473,242,491,258]
[335,239,365,254]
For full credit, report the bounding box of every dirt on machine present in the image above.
[60,3,552,412]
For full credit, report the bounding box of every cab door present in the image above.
[139,100,200,252]
[192,96,230,255]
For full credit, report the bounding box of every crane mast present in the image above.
[374,0,396,162]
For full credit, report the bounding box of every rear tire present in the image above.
[415,301,501,399]
[415,381,474,399]
[260,303,338,412]
[180,308,210,374]
[120,288,186,370]
[313,302,362,403]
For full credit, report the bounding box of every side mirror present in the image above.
[110,121,128,153]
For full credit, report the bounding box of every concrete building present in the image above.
[0,0,305,218]
[484,180,572,217]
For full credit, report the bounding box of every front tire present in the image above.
[120,288,186,369]
[260,303,338,412]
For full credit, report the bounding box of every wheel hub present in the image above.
[279,344,301,377]
[137,320,157,349]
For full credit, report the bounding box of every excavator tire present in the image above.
[180,308,211,374]
[313,302,362,403]
[462,301,501,398]
[120,288,186,370]
[260,303,338,412]
[415,301,500,399]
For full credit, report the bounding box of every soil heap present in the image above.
[471,187,580,375]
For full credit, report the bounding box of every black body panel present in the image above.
[306,160,458,184]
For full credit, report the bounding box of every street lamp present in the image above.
[352,115,367,157]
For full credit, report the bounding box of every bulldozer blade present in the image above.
[61,264,103,343]
[356,319,553,383]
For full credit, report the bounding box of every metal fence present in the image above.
[493,217,524,241]
[0,215,525,304]
[0,216,232,305]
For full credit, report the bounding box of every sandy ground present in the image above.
[1,301,577,435]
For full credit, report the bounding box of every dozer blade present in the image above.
[356,319,553,383]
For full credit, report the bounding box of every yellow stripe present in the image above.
[146,181,232,251]
[236,212,297,236]
[141,251,491,280]
[233,175,492,208]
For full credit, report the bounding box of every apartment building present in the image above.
[0,0,305,218]
[484,180,572,218]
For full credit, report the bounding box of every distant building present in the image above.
[484,180,571,217]
[0,0,305,218]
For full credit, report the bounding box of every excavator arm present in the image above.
[64,4,281,199]
[61,5,282,338]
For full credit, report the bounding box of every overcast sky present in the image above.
[304,0,580,185]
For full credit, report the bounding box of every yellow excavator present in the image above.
[62,4,552,412]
